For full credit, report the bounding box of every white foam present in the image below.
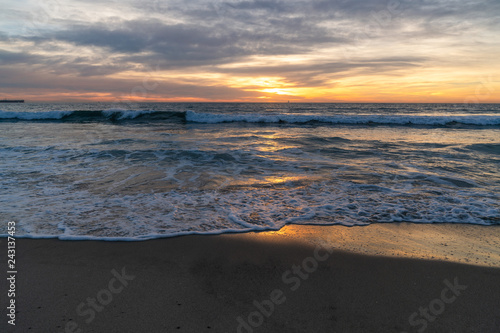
[1,178,497,241]
[186,110,500,126]
[102,109,156,119]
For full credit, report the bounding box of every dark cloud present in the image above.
[40,0,497,68]
[0,0,498,100]
[0,49,38,65]
[30,15,345,66]
[0,45,134,77]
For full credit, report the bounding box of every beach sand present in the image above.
[2,223,500,332]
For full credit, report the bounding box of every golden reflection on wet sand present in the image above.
[246,223,500,268]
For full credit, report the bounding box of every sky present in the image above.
[0,0,499,103]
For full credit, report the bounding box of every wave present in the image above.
[186,111,500,126]
[0,109,184,122]
[2,109,500,127]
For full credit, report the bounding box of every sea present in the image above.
[1,103,499,240]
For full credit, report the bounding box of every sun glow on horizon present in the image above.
[1,0,499,103]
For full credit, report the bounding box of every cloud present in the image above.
[0,49,38,65]
[0,64,266,101]
[215,56,426,87]
[0,0,499,101]
[27,13,346,65]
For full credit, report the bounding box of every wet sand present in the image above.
[1,223,500,332]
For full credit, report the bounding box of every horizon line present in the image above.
[9,101,500,104]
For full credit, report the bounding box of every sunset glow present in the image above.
[1,0,499,102]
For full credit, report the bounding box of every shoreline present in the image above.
[1,223,500,332]
[7,222,500,267]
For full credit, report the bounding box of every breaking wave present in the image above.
[1,109,500,127]
[186,111,500,126]
[0,109,184,122]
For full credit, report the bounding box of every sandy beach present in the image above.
[2,223,500,333]
[2,0,500,330]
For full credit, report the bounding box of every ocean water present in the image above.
[1,103,499,240]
